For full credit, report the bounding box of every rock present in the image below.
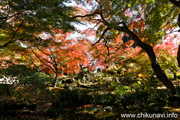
[62,78,75,84]
[103,106,113,112]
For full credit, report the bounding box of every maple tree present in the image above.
[24,30,91,87]
[121,34,179,81]
[72,0,180,95]
[1,0,180,96]
[0,0,81,85]
[0,0,76,53]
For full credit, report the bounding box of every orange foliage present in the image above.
[29,29,92,76]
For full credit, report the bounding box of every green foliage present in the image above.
[114,82,171,113]
[85,0,178,45]
[92,93,115,105]
[0,64,53,101]
[115,85,130,96]
[158,54,178,79]
[0,84,14,96]
[1,0,180,119]
[50,89,93,109]
[0,64,35,77]
[0,0,75,32]
[0,0,77,61]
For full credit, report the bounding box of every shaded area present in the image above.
[0,82,180,120]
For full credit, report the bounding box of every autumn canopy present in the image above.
[1,0,180,95]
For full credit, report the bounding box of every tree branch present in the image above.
[103,37,110,62]
[0,9,27,20]
[114,25,176,95]
[0,21,24,49]
[30,47,56,74]
[26,55,54,78]
[72,12,99,19]
[36,48,56,66]
[92,27,111,45]
[96,1,109,25]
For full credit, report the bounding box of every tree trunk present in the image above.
[54,64,59,87]
[114,26,177,95]
[173,71,177,80]
[54,75,58,87]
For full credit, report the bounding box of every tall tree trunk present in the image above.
[74,1,177,95]
[114,25,177,95]
[177,45,180,67]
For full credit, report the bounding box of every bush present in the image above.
[0,64,53,101]
[114,84,168,113]
[0,84,15,96]
[50,88,93,110]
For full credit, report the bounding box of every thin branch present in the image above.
[29,38,57,65]
[72,0,109,25]
[25,56,40,71]
[92,21,101,29]
[0,20,24,48]
[30,47,56,74]
[167,28,179,34]
[0,9,26,27]
[98,2,109,25]
[35,46,56,65]
[26,55,54,78]
[36,46,50,56]
[72,12,99,19]
[0,9,27,20]
[92,27,111,45]
[49,48,57,62]
[91,18,102,22]
[103,38,110,56]
[103,37,110,62]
